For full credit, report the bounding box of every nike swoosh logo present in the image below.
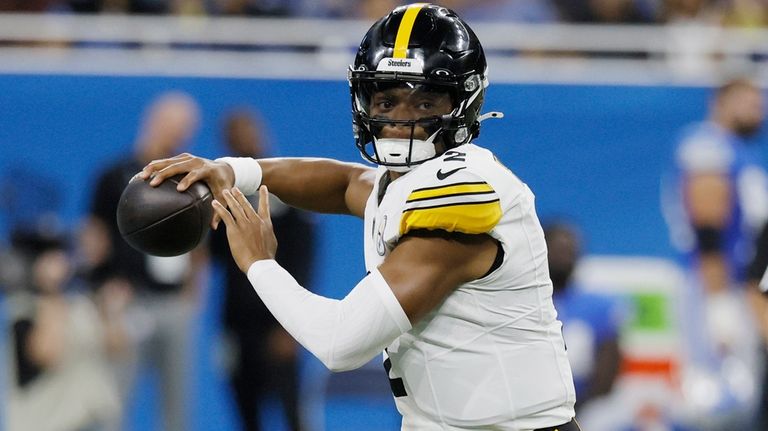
[436,166,466,180]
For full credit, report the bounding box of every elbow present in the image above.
[321,357,366,373]
[318,351,372,373]
[325,363,354,373]
[326,361,367,373]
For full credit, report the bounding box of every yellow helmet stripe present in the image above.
[393,3,428,59]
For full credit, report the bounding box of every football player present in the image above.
[140,4,578,430]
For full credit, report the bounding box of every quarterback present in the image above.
[141,4,578,430]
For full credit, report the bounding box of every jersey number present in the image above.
[443,150,466,162]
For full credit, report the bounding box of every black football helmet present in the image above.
[349,3,496,171]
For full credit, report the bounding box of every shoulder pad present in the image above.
[399,168,501,236]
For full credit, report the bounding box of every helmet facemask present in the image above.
[350,72,486,172]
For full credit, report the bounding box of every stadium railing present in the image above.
[0,13,767,84]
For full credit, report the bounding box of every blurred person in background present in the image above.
[354,0,559,22]
[554,0,657,24]
[438,0,559,23]
[0,0,61,11]
[6,228,121,431]
[66,0,206,14]
[210,109,316,431]
[662,0,768,27]
[74,213,135,375]
[662,0,722,23]
[663,78,767,428]
[544,222,625,425]
[354,0,402,20]
[209,0,291,16]
[85,91,203,431]
[718,0,768,27]
[544,222,625,414]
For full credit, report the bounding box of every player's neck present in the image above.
[389,171,405,181]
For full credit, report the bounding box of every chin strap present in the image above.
[478,111,505,122]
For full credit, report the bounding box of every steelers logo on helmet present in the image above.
[349,3,492,172]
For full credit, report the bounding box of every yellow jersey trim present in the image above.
[393,3,428,59]
[407,181,495,203]
[400,199,502,235]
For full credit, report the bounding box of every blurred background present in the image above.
[2,1,768,430]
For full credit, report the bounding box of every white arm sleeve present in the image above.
[246,260,412,372]
[215,156,262,196]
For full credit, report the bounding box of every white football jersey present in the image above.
[363,144,576,430]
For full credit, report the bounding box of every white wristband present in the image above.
[215,156,263,195]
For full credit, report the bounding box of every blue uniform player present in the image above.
[664,78,767,427]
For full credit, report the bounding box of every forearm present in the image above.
[261,158,357,214]
[224,157,372,216]
[246,260,411,372]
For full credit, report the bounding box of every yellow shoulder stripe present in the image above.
[400,199,502,236]
[393,3,428,59]
[407,182,494,203]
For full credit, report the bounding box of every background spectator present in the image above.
[663,77,767,428]
[85,91,203,431]
[544,222,625,412]
[6,228,121,431]
[210,109,316,431]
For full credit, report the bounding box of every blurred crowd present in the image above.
[0,0,768,26]
[0,92,316,431]
[1,71,768,431]
[2,82,768,431]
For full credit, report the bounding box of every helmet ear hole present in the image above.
[454,127,468,144]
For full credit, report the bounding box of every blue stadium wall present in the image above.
[1,75,765,429]
[1,76,740,262]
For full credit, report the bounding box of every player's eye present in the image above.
[373,98,394,111]
[417,101,434,110]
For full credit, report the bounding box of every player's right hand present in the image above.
[212,186,277,273]
[138,153,235,229]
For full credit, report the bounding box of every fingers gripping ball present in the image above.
[117,174,213,256]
